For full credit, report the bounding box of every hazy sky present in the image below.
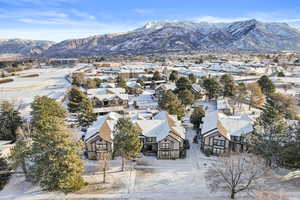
[0,0,300,41]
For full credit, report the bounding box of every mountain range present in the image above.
[1,19,300,57]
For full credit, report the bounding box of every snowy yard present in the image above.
[1,128,300,200]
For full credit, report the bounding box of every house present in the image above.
[191,84,205,98]
[217,99,232,114]
[155,83,176,99]
[84,112,122,160]
[135,111,186,159]
[199,111,253,155]
[84,111,185,160]
[87,88,128,115]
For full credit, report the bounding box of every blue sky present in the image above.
[0,0,300,41]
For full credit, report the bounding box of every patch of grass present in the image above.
[19,73,39,78]
[0,78,13,84]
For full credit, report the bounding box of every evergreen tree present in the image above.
[0,102,22,141]
[113,118,142,171]
[202,77,222,100]
[116,76,128,92]
[220,74,236,97]
[177,89,195,106]
[10,138,31,179]
[31,96,66,131]
[152,71,162,81]
[190,106,205,129]
[281,128,300,168]
[78,98,96,127]
[158,91,185,119]
[67,87,86,113]
[247,105,289,167]
[0,155,10,190]
[257,75,275,96]
[29,96,85,193]
[188,73,197,84]
[176,77,192,91]
[169,70,179,82]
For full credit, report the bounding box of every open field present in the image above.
[0,64,88,118]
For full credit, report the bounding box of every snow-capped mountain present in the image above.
[2,19,300,57]
[0,39,54,56]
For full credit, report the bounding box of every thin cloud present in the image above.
[71,9,96,20]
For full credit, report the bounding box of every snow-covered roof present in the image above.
[84,112,121,141]
[201,110,218,134]
[93,94,128,101]
[218,114,253,137]
[201,111,253,138]
[135,120,170,141]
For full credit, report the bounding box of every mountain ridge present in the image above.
[1,19,300,57]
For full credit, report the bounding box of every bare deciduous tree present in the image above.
[205,153,269,199]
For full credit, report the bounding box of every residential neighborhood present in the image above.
[0,1,300,199]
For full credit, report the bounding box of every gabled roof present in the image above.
[201,111,253,139]
[201,110,219,134]
[154,111,185,139]
[135,120,170,141]
[85,112,121,142]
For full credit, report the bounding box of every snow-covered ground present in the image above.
[1,127,300,200]
[0,64,87,119]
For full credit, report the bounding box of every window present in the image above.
[146,137,156,142]
[213,139,225,146]
[161,142,170,149]
[213,147,224,155]
[96,141,107,150]
[161,151,170,158]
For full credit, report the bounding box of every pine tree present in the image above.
[10,139,31,178]
[188,73,197,84]
[177,89,195,106]
[113,118,142,171]
[281,128,300,168]
[202,77,222,100]
[247,105,289,167]
[169,70,179,82]
[190,106,205,129]
[116,76,128,92]
[0,102,22,141]
[67,87,86,113]
[29,96,85,193]
[152,71,162,81]
[257,75,275,96]
[158,91,185,120]
[176,77,192,91]
[220,74,236,97]
[0,154,10,190]
[78,98,96,127]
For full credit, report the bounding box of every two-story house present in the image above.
[84,111,185,160]
[199,111,253,155]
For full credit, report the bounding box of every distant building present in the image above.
[48,58,78,66]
